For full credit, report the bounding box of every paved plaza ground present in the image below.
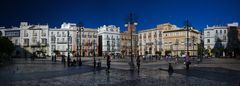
[0,57,239,86]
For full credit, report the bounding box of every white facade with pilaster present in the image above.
[98,25,120,55]
[204,25,228,49]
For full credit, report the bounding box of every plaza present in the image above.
[0,57,239,86]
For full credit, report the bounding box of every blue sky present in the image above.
[0,0,239,32]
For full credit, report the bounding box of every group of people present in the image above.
[104,52,192,73]
[58,52,191,73]
[104,54,141,73]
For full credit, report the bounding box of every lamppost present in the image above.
[125,13,138,70]
[77,23,84,66]
[175,39,179,56]
[67,30,70,66]
[107,36,110,55]
[112,36,115,58]
[93,34,96,68]
[192,36,196,56]
[185,20,190,55]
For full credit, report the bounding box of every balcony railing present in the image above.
[23,43,29,47]
[41,43,48,46]
[57,41,68,44]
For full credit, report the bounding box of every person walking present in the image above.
[185,52,191,70]
[168,63,174,75]
[62,55,66,64]
[136,55,141,72]
[106,54,111,73]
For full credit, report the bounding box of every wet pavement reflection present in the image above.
[0,59,239,86]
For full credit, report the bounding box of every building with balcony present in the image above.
[120,23,138,56]
[0,27,22,57]
[163,27,200,56]
[48,22,77,57]
[138,23,177,56]
[98,25,120,55]
[80,28,98,57]
[204,25,228,50]
[19,22,49,58]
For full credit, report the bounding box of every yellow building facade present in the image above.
[162,28,200,56]
[138,23,177,55]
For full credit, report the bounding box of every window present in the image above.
[24,39,29,45]
[24,30,28,37]
[148,33,151,38]
[207,39,210,43]
[159,31,162,37]
[224,30,226,34]
[33,31,37,36]
[143,34,146,38]
[207,31,210,36]
[216,30,218,34]
[220,30,222,34]
[57,32,61,37]
[32,37,37,43]
[51,45,56,51]
[41,38,47,44]
[62,32,66,37]
[42,31,46,36]
[51,36,56,43]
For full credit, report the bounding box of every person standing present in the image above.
[136,56,141,72]
[185,52,191,70]
[106,54,111,73]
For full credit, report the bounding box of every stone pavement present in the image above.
[0,58,239,86]
[7,67,240,86]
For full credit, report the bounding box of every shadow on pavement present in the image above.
[173,67,240,82]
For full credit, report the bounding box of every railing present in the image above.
[23,43,29,47]
[57,41,68,44]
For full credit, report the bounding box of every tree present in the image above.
[226,27,240,58]
[0,37,14,54]
[155,51,162,56]
[212,38,224,57]
[0,37,15,64]
[180,50,185,56]
[165,50,172,55]
[121,50,126,56]
[53,50,60,56]
[144,51,148,55]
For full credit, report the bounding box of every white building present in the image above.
[204,25,228,49]
[98,25,120,55]
[0,27,22,57]
[48,23,77,57]
[19,22,49,57]
[0,22,50,58]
